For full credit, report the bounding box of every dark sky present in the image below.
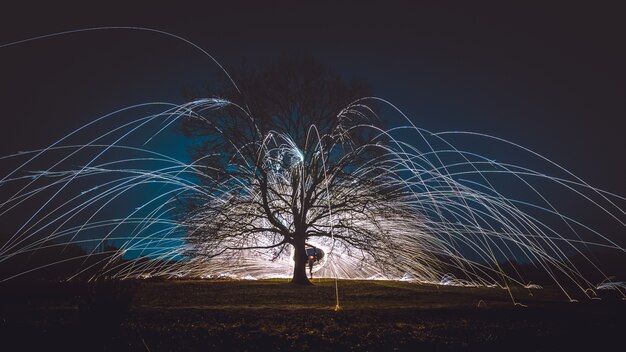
[1,2,624,188]
[0,2,624,243]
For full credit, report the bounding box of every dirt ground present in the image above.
[0,279,624,351]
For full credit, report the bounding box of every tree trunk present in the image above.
[291,240,312,285]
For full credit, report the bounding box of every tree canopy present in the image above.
[179,57,427,283]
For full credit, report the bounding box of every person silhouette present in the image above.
[308,255,315,279]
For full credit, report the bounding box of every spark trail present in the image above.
[0,28,624,303]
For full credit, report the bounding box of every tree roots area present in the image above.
[0,279,624,351]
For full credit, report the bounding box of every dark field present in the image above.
[0,279,624,351]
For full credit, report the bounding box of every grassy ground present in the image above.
[0,279,624,351]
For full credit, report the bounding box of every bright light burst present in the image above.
[0,28,624,303]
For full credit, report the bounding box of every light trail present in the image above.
[0,28,624,303]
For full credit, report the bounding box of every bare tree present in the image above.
[179,56,409,284]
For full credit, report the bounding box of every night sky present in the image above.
[0,2,624,245]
